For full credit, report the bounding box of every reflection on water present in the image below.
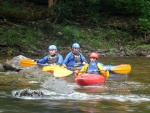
[0,56,150,112]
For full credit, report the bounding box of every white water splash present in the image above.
[12,88,150,102]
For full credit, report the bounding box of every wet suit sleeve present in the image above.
[76,63,88,76]
[57,54,63,65]
[62,53,71,65]
[80,53,87,63]
[37,56,48,64]
[97,63,109,78]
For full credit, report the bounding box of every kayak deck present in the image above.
[75,73,106,86]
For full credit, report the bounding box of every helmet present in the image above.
[89,52,99,59]
[72,43,80,49]
[48,45,57,50]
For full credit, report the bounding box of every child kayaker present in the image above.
[62,43,87,68]
[34,45,63,66]
[76,52,109,78]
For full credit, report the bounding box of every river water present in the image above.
[0,56,150,113]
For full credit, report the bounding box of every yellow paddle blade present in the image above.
[53,69,73,77]
[42,65,63,72]
[20,59,37,66]
[111,64,131,74]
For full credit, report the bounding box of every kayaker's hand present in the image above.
[82,62,86,65]
[52,63,57,65]
[62,64,66,68]
[74,70,79,73]
[75,70,79,77]
[34,59,39,63]
[101,70,109,78]
[61,65,66,68]
[74,62,81,67]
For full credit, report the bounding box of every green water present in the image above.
[0,56,150,113]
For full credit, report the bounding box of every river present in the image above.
[0,56,150,113]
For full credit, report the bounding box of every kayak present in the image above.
[104,65,115,73]
[42,65,63,73]
[106,73,128,82]
[75,73,106,86]
[42,65,73,77]
[67,65,83,71]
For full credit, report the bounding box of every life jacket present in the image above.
[71,52,82,64]
[48,54,58,64]
[86,62,99,74]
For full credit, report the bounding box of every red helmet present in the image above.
[89,52,99,59]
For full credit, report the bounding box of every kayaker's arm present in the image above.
[62,52,71,67]
[75,63,88,76]
[37,56,48,64]
[97,63,109,78]
[80,53,87,64]
[56,54,63,65]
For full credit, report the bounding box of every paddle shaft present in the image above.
[20,59,54,67]
[78,70,106,73]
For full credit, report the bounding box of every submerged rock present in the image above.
[12,77,75,98]
[3,55,29,71]
[0,63,4,71]
[42,77,75,94]
[1,55,53,84]
[12,88,44,98]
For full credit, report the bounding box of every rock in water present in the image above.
[12,88,44,98]
[42,77,74,94]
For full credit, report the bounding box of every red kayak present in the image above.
[75,73,106,86]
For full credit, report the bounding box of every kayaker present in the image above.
[76,52,109,78]
[62,43,87,68]
[34,45,63,66]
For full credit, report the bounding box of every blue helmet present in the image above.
[72,43,80,49]
[48,45,57,50]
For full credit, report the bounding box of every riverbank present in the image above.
[0,20,150,57]
[0,22,150,57]
[0,1,150,57]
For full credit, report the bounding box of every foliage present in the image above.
[0,0,28,9]
[100,0,150,32]
[0,0,149,55]
[0,26,44,52]
[50,24,138,49]
[51,24,83,45]
[137,44,150,49]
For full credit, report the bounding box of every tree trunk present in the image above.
[48,0,57,16]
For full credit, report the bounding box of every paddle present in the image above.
[53,69,73,77]
[67,63,84,70]
[42,65,64,72]
[42,65,73,77]
[76,70,109,78]
[42,64,131,77]
[110,64,131,74]
[20,59,72,77]
[59,64,131,77]
[46,64,131,77]
[20,59,48,66]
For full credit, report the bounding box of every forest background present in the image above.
[0,0,150,56]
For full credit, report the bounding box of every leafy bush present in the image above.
[0,27,44,51]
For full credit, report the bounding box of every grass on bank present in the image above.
[1,23,149,55]
[0,25,45,55]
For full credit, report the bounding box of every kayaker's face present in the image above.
[72,48,79,54]
[49,50,57,55]
[90,57,97,62]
